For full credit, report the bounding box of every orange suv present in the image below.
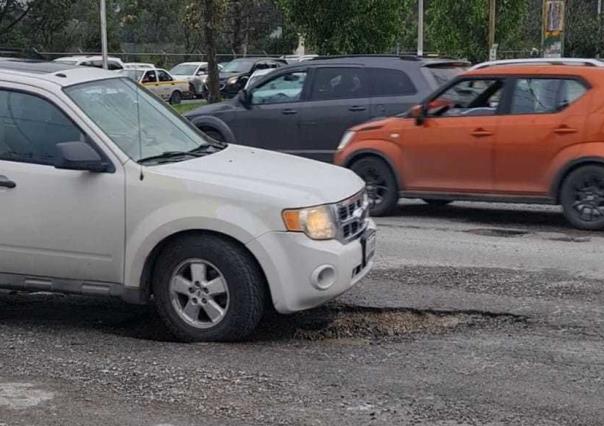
[335,64,604,230]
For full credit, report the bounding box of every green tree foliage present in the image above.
[565,0,600,57]
[277,0,406,54]
[426,0,527,61]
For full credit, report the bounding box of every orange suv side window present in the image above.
[509,78,587,115]
[428,78,504,117]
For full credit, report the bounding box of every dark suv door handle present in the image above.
[0,175,16,189]
[282,109,297,115]
[349,105,367,112]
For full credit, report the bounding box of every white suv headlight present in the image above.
[337,131,355,151]
[282,205,337,240]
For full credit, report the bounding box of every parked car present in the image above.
[54,55,125,70]
[205,57,286,98]
[335,63,604,230]
[470,57,604,71]
[0,59,375,342]
[187,55,469,162]
[119,67,190,104]
[170,61,209,98]
[244,67,277,90]
[123,62,155,69]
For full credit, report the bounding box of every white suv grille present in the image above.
[335,190,369,243]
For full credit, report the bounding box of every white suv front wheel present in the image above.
[152,234,267,342]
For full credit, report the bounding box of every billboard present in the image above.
[542,0,565,57]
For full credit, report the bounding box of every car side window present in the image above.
[158,70,173,82]
[310,67,368,101]
[142,70,157,83]
[108,61,123,71]
[250,71,307,105]
[370,68,417,96]
[510,78,587,114]
[0,90,84,165]
[428,78,503,117]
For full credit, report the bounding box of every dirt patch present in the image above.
[255,304,524,342]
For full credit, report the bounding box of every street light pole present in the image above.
[417,0,424,56]
[100,0,109,70]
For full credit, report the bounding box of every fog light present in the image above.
[311,265,337,290]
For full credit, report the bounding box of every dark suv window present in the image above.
[0,90,84,165]
[370,68,417,96]
[510,78,587,114]
[311,67,368,101]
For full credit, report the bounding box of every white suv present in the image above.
[0,60,376,342]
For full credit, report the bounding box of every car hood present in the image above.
[152,144,364,207]
[350,117,393,132]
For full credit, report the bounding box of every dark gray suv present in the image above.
[186,56,469,162]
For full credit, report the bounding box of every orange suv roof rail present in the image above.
[470,58,604,70]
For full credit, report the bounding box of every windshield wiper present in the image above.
[188,143,226,154]
[137,151,201,165]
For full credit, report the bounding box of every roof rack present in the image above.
[470,58,604,70]
[312,54,406,60]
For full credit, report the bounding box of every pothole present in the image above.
[256,304,525,342]
[465,228,529,238]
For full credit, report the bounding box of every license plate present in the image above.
[362,229,376,266]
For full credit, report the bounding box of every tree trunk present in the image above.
[231,0,244,55]
[204,0,221,103]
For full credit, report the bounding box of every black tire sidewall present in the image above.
[351,157,398,216]
[170,91,182,104]
[152,235,266,342]
[561,165,604,230]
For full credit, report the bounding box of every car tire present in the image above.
[350,157,398,217]
[202,129,225,142]
[423,199,452,207]
[169,91,182,105]
[560,165,604,230]
[152,234,268,342]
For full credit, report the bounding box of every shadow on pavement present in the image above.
[390,202,571,230]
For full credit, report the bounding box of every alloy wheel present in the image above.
[571,176,604,222]
[169,259,230,329]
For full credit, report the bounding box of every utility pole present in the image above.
[417,0,424,56]
[488,0,496,60]
[100,0,108,70]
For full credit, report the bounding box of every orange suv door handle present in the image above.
[554,126,578,135]
[471,128,493,137]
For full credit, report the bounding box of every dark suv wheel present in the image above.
[152,234,267,342]
[350,157,398,216]
[560,165,604,230]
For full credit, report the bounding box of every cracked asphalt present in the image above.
[1,200,603,425]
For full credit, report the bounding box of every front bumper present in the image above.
[246,220,376,314]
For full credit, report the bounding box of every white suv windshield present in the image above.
[170,64,199,75]
[64,78,210,162]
